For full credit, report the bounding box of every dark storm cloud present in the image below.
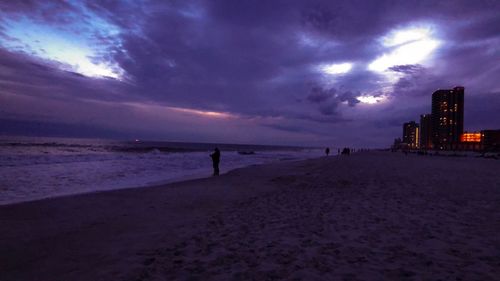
[443,13,500,41]
[388,65,444,98]
[389,65,425,74]
[306,86,360,117]
[1,0,499,146]
[0,1,89,28]
[307,87,334,103]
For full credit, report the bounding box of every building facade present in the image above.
[482,130,500,151]
[431,86,464,150]
[457,131,483,151]
[419,114,433,149]
[455,130,500,151]
[403,121,419,149]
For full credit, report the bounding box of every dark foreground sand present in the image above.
[1,152,499,280]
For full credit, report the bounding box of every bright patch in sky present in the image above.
[369,25,440,72]
[0,17,124,79]
[382,27,432,47]
[321,63,353,75]
[357,95,385,104]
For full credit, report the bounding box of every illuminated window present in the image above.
[461,133,481,143]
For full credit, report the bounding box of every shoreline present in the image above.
[0,144,323,206]
[0,170,211,207]
[1,156,312,281]
[0,156,321,207]
[4,149,496,207]
[1,152,499,280]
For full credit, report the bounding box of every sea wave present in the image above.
[0,137,323,205]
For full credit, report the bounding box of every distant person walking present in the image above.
[210,147,221,176]
[325,147,330,156]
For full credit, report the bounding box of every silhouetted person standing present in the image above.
[325,147,330,156]
[210,147,220,176]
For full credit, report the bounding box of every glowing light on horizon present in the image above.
[369,25,440,72]
[123,102,235,119]
[321,62,353,75]
[166,106,233,118]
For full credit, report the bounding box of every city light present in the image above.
[461,132,482,143]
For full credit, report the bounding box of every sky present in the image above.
[0,0,499,147]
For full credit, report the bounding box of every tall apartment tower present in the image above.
[419,114,433,149]
[403,121,420,149]
[431,86,464,150]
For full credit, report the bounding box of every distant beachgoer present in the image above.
[325,147,330,156]
[210,147,221,176]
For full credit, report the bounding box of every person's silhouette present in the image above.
[325,147,330,156]
[210,148,221,176]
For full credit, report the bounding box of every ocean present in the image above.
[0,137,323,205]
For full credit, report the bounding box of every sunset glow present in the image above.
[168,107,233,118]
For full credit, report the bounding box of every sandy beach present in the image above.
[1,152,499,280]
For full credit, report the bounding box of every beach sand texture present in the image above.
[1,152,499,280]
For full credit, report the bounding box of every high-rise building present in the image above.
[431,86,464,149]
[419,114,433,149]
[403,121,419,149]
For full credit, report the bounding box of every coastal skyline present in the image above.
[1,0,499,147]
[397,85,499,151]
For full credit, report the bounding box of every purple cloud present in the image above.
[0,0,499,147]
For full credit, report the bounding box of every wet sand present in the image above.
[1,152,499,280]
